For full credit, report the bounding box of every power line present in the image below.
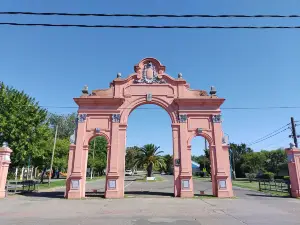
[1,12,300,18]
[248,128,289,146]
[6,105,300,110]
[221,106,300,110]
[1,22,300,29]
[247,123,290,146]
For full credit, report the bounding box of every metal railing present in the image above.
[5,180,39,196]
[258,179,291,195]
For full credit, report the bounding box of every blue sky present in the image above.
[1,0,300,155]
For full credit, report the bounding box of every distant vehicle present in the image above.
[125,170,133,176]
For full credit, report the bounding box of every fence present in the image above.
[7,167,40,181]
[258,179,291,195]
[5,180,39,196]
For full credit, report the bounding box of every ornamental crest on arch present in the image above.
[134,62,166,84]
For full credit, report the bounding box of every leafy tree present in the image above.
[241,152,266,174]
[88,136,107,177]
[48,113,76,139]
[52,138,70,171]
[134,144,166,177]
[163,154,173,174]
[203,149,211,175]
[125,146,142,171]
[0,82,51,167]
[262,149,287,176]
[230,143,253,178]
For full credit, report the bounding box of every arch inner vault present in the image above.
[65,58,233,199]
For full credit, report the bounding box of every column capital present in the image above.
[119,123,128,130]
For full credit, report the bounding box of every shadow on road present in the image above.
[246,193,291,198]
[18,191,65,199]
[194,194,214,197]
[85,192,105,198]
[125,191,173,197]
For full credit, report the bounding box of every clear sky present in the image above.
[1,0,300,155]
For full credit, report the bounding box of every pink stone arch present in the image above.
[65,57,234,199]
[120,96,177,124]
[84,132,110,146]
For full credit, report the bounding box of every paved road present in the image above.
[1,175,300,224]
[85,175,270,199]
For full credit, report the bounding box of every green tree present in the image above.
[134,144,166,177]
[52,138,70,171]
[0,82,51,167]
[262,149,287,176]
[125,146,142,171]
[88,136,107,177]
[203,149,211,175]
[48,113,76,139]
[163,154,173,174]
[230,143,253,178]
[192,154,209,173]
[241,152,266,174]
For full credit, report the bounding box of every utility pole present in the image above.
[290,117,298,148]
[48,125,58,186]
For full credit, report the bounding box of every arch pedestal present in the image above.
[286,147,300,198]
[0,145,13,199]
[65,57,234,199]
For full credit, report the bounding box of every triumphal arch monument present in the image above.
[65,58,233,199]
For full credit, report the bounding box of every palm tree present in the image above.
[134,144,166,177]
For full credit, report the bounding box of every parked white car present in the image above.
[125,170,133,176]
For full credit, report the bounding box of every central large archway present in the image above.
[65,58,233,199]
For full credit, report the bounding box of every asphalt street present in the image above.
[1,175,300,225]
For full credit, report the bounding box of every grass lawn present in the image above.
[232,180,290,197]
[232,180,259,191]
[37,176,105,190]
[136,175,164,182]
[192,176,211,181]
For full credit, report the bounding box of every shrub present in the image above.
[245,173,256,182]
[283,176,290,181]
[199,171,205,177]
[262,172,275,181]
[7,171,15,180]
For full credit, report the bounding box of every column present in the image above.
[0,144,13,199]
[286,148,300,198]
[118,124,127,198]
[105,114,121,198]
[209,145,217,196]
[211,115,233,198]
[65,144,75,198]
[66,113,87,199]
[178,114,193,198]
[80,145,89,198]
[171,124,180,197]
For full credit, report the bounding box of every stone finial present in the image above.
[178,73,183,79]
[82,85,88,95]
[117,73,122,78]
[290,143,295,149]
[2,142,8,148]
[210,86,217,96]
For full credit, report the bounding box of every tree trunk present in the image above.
[147,163,153,177]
